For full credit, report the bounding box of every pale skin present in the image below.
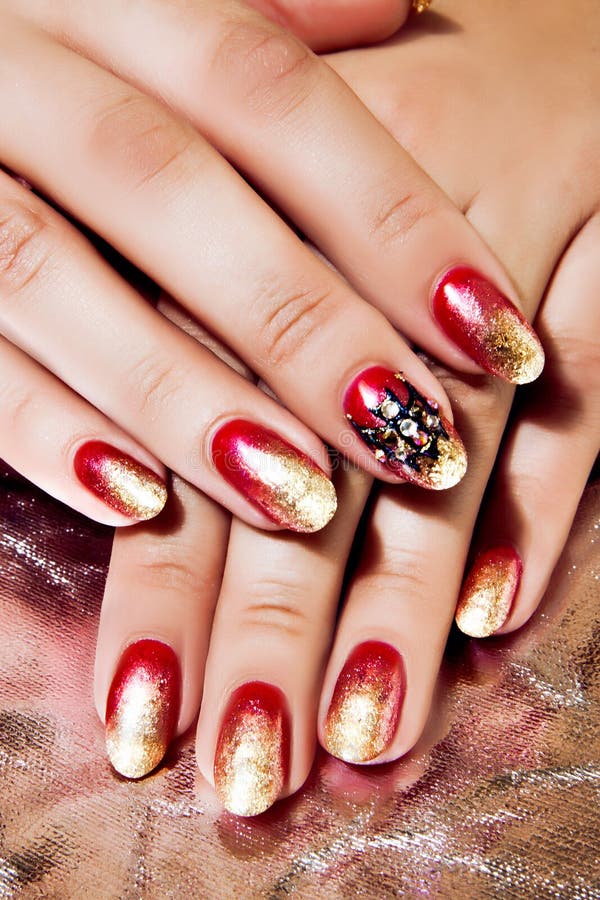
[96,0,600,813]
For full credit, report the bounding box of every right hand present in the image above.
[0,0,543,531]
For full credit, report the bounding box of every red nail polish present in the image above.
[324,641,405,763]
[344,366,467,489]
[211,420,337,532]
[74,441,167,519]
[433,267,544,384]
[105,639,181,779]
[455,545,523,637]
[214,682,289,817]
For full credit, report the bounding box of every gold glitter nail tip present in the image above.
[74,441,168,520]
[214,682,288,817]
[105,640,181,779]
[212,420,337,533]
[455,546,523,638]
[434,267,545,385]
[324,642,405,764]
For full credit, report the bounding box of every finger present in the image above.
[195,466,371,815]
[318,371,514,763]
[95,476,230,778]
[0,25,468,490]
[0,334,168,526]
[4,7,543,387]
[456,215,600,637]
[0,172,338,533]
[248,0,411,51]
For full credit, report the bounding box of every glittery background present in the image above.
[0,459,598,898]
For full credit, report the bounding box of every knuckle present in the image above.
[368,187,438,248]
[135,557,198,595]
[360,545,431,597]
[123,351,182,419]
[209,15,317,119]
[239,578,318,640]
[89,91,195,191]
[255,279,340,368]
[0,200,54,298]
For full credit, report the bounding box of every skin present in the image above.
[0,0,534,531]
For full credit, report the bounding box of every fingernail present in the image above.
[74,440,167,520]
[433,267,545,384]
[105,639,181,779]
[214,682,289,817]
[455,545,523,637]
[324,641,405,763]
[344,366,467,489]
[211,420,337,532]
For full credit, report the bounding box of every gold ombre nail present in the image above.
[214,682,288,817]
[455,546,523,638]
[212,420,337,533]
[74,441,167,519]
[324,642,405,764]
[434,267,545,385]
[105,640,180,779]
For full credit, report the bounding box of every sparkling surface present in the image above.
[105,640,180,779]
[434,267,545,384]
[325,642,405,763]
[73,441,167,520]
[344,367,467,490]
[212,421,337,533]
[0,461,598,896]
[456,546,523,637]
[214,683,287,817]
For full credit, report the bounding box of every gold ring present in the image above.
[412,0,433,12]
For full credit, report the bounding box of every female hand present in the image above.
[93,0,599,815]
[0,0,545,534]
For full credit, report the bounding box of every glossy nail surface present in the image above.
[433,267,545,384]
[344,366,467,489]
[212,420,337,532]
[324,642,405,763]
[455,545,523,638]
[74,441,167,519]
[105,640,180,779]
[214,682,289,817]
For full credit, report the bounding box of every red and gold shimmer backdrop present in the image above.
[0,460,598,898]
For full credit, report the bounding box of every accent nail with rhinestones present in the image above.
[214,682,289,817]
[344,366,467,489]
[212,420,337,532]
[74,441,167,520]
[105,640,181,779]
[455,545,523,637]
[433,267,544,384]
[324,642,405,763]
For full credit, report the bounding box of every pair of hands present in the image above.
[1,0,598,816]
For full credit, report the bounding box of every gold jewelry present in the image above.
[412,0,433,12]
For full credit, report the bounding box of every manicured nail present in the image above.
[105,640,181,779]
[455,545,523,637]
[214,682,289,817]
[211,420,337,532]
[344,366,467,489]
[74,440,167,519]
[324,641,405,763]
[433,267,545,384]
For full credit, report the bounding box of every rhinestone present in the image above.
[424,414,440,429]
[375,449,386,462]
[381,428,400,448]
[380,399,400,420]
[399,419,419,439]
